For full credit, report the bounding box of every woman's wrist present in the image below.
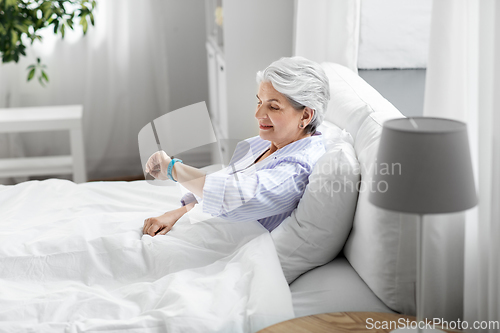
[172,202,194,224]
[169,162,206,198]
[161,156,173,180]
[172,162,178,181]
[185,201,196,212]
[177,204,188,217]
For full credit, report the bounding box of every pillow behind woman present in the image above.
[271,121,360,284]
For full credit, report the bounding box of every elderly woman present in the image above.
[143,56,330,236]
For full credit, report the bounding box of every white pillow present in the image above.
[271,122,360,284]
[321,63,416,315]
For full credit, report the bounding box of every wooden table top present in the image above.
[258,312,459,333]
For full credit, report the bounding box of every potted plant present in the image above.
[0,0,96,85]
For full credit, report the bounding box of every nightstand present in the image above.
[0,105,86,183]
[258,312,459,333]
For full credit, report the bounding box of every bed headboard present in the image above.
[321,63,417,315]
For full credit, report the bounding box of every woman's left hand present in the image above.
[143,209,179,236]
[145,150,171,180]
[143,203,195,236]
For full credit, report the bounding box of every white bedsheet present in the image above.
[0,179,294,332]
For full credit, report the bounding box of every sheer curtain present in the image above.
[0,0,170,183]
[424,0,500,330]
[294,0,360,72]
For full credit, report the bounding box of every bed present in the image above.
[0,179,294,332]
[0,62,418,332]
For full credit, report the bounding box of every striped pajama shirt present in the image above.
[181,132,325,232]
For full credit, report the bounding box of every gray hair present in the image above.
[256,56,330,134]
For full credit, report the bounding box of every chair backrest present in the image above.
[321,63,417,315]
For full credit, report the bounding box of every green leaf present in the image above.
[14,24,29,34]
[81,18,88,34]
[5,0,17,9]
[11,30,19,45]
[40,1,52,12]
[41,70,49,82]
[27,64,35,70]
[60,23,65,38]
[3,54,13,63]
[27,68,36,81]
[43,9,53,21]
[37,57,41,64]
[89,12,94,26]
[38,75,46,87]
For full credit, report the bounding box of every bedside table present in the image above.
[0,105,87,183]
[258,312,459,333]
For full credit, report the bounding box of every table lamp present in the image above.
[369,117,477,333]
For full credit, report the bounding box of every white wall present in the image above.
[359,69,426,117]
[224,0,294,141]
[358,0,433,69]
[165,0,209,111]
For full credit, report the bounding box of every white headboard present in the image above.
[321,63,417,315]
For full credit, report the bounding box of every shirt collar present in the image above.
[269,131,323,159]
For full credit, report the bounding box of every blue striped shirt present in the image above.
[181,133,325,232]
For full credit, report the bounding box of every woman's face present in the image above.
[255,81,311,148]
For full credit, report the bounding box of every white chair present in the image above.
[0,105,87,183]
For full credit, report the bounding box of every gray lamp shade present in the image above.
[369,117,478,214]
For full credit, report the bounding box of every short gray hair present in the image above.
[256,56,330,134]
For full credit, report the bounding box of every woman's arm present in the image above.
[202,160,310,222]
[144,151,205,198]
[143,201,196,236]
[172,163,205,198]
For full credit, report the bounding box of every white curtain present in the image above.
[294,0,360,73]
[0,0,170,183]
[424,0,500,330]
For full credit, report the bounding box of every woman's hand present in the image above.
[142,202,195,236]
[145,150,171,180]
[145,149,206,199]
[143,208,181,236]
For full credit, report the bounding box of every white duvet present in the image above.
[0,179,294,332]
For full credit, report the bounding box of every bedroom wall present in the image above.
[359,69,426,118]
[357,0,432,118]
[157,1,212,170]
[165,0,209,112]
[358,0,432,69]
